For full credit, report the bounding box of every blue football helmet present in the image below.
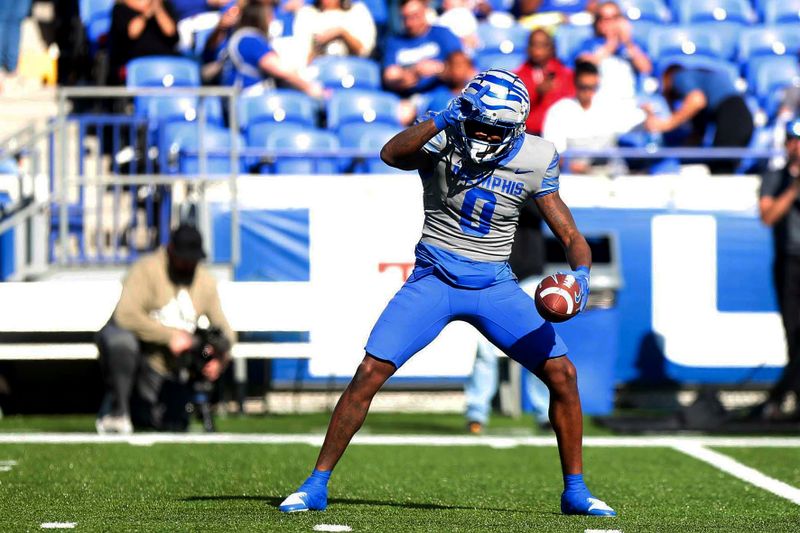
[452,68,530,164]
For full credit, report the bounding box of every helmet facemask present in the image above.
[455,117,523,164]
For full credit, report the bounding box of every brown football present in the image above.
[534,273,583,323]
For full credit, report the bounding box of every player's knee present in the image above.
[350,356,394,397]
[544,357,578,392]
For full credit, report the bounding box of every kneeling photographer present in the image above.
[95,224,236,434]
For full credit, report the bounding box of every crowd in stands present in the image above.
[57,0,800,175]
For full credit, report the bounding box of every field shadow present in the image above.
[182,495,527,513]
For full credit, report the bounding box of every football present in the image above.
[534,273,583,323]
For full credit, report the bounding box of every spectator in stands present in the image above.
[645,64,754,175]
[542,60,645,174]
[465,197,550,434]
[577,1,651,104]
[292,0,376,65]
[424,52,476,114]
[436,0,479,55]
[382,0,465,99]
[108,0,180,85]
[95,224,235,434]
[0,0,32,93]
[217,2,323,96]
[172,0,229,54]
[515,29,575,136]
[754,119,800,423]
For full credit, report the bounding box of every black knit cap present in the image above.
[169,224,207,261]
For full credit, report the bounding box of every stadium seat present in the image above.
[688,21,741,60]
[338,123,403,174]
[238,90,317,130]
[326,89,402,132]
[762,0,800,25]
[648,26,725,60]
[159,122,243,174]
[307,56,381,91]
[474,51,526,73]
[738,26,800,63]
[553,24,594,65]
[476,22,530,55]
[674,0,755,24]
[141,96,224,127]
[248,126,341,174]
[126,56,201,88]
[617,0,672,23]
[735,126,774,174]
[538,0,589,13]
[360,0,389,26]
[746,55,800,100]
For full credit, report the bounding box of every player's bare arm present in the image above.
[380,119,439,170]
[535,191,592,270]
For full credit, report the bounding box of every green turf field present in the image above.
[1,414,798,532]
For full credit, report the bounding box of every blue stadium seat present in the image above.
[538,0,589,13]
[674,0,755,24]
[630,20,660,53]
[126,56,201,88]
[159,122,243,174]
[238,90,317,130]
[686,21,741,60]
[553,24,594,65]
[648,26,724,60]
[248,126,341,174]
[360,0,388,26]
[618,0,672,23]
[80,0,115,52]
[141,96,224,127]
[735,127,773,174]
[308,56,381,91]
[326,89,402,132]
[738,26,800,62]
[762,0,800,25]
[747,55,800,100]
[338,123,404,174]
[476,22,530,55]
[474,51,526,73]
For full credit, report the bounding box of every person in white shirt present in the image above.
[542,61,644,174]
[292,0,376,64]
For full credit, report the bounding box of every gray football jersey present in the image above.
[418,129,560,262]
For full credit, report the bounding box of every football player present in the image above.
[279,69,616,517]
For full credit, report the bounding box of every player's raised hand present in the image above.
[433,85,489,130]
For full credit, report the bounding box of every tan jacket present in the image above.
[113,248,236,354]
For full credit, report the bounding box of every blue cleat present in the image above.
[561,490,617,517]
[279,483,328,513]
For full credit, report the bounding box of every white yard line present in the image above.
[0,433,799,448]
[40,523,76,529]
[673,443,800,506]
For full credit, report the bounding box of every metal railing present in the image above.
[51,86,243,268]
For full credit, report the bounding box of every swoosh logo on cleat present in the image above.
[587,498,614,512]
[280,492,308,507]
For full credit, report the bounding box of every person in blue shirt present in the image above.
[645,64,754,174]
[383,0,466,98]
[217,1,322,96]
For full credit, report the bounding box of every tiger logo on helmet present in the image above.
[451,68,531,164]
